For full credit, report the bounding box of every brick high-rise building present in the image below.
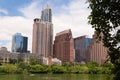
[53,29,74,63]
[32,5,53,57]
[74,36,91,63]
[86,32,108,65]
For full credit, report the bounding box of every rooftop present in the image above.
[56,29,71,36]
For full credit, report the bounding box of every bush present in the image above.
[51,64,66,73]
[17,62,30,70]
[0,64,17,73]
[30,64,45,73]
[0,62,113,74]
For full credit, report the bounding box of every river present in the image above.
[0,74,112,80]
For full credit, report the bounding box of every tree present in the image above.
[30,64,44,73]
[17,62,30,71]
[87,62,99,74]
[29,58,38,65]
[88,0,120,79]
[9,59,17,64]
[51,64,66,73]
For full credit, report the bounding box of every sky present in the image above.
[0,0,94,52]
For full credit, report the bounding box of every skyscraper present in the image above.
[32,5,53,57]
[41,4,52,22]
[12,33,28,53]
[23,37,28,53]
[74,36,91,63]
[53,29,74,63]
[86,32,108,65]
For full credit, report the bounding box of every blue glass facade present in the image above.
[86,38,91,48]
[12,33,28,53]
[74,36,91,63]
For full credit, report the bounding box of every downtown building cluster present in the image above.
[0,5,108,65]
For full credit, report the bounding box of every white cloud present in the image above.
[0,0,94,52]
[53,0,94,38]
[0,16,33,51]
[19,1,41,19]
[0,8,8,15]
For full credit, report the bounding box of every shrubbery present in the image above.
[0,62,114,74]
[0,64,17,73]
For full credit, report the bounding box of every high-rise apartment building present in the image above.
[12,33,28,53]
[86,32,108,65]
[53,29,74,63]
[32,5,53,57]
[41,5,52,22]
[74,36,91,63]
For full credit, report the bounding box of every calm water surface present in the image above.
[0,74,112,80]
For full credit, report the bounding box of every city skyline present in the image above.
[0,0,94,51]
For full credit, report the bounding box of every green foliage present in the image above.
[22,69,28,74]
[102,67,111,74]
[87,62,100,74]
[29,58,38,65]
[17,62,30,74]
[30,64,45,73]
[87,62,99,68]
[113,65,120,80]
[51,64,66,73]
[88,0,120,79]
[114,69,120,80]
[102,63,113,67]
[0,64,17,73]
[9,59,17,64]
[79,65,89,74]
[101,63,113,74]
[17,62,30,70]
[62,62,74,66]
[16,68,23,74]
[71,65,89,74]
[18,58,23,63]
[0,62,112,74]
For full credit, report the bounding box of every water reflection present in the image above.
[0,74,113,80]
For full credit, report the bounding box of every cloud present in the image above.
[19,1,41,19]
[0,16,33,51]
[0,0,94,52]
[0,8,8,15]
[0,40,11,50]
[19,0,94,38]
[53,0,94,38]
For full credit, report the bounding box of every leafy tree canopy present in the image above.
[88,0,120,79]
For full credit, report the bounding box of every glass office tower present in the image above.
[41,4,52,22]
[12,33,28,53]
[74,36,91,63]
